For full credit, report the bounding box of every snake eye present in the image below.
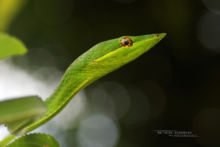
[121,37,133,47]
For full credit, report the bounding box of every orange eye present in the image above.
[121,37,133,47]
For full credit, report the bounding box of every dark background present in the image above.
[5,0,220,146]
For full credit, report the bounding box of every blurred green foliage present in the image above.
[0,0,27,31]
[7,133,59,147]
[0,32,27,60]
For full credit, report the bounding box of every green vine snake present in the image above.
[0,33,166,145]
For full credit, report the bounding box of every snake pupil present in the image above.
[124,40,129,45]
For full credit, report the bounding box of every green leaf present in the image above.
[0,96,47,136]
[6,133,60,147]
[0,32,27,60]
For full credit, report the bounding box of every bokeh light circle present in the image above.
[77,114,119,147]
[89,81,130,120]
[193,108,220,146]
[197,12,220,52]
[122,88,150,127]
[201,0,220,14]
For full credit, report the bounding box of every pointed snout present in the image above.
[156,33,167,41]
